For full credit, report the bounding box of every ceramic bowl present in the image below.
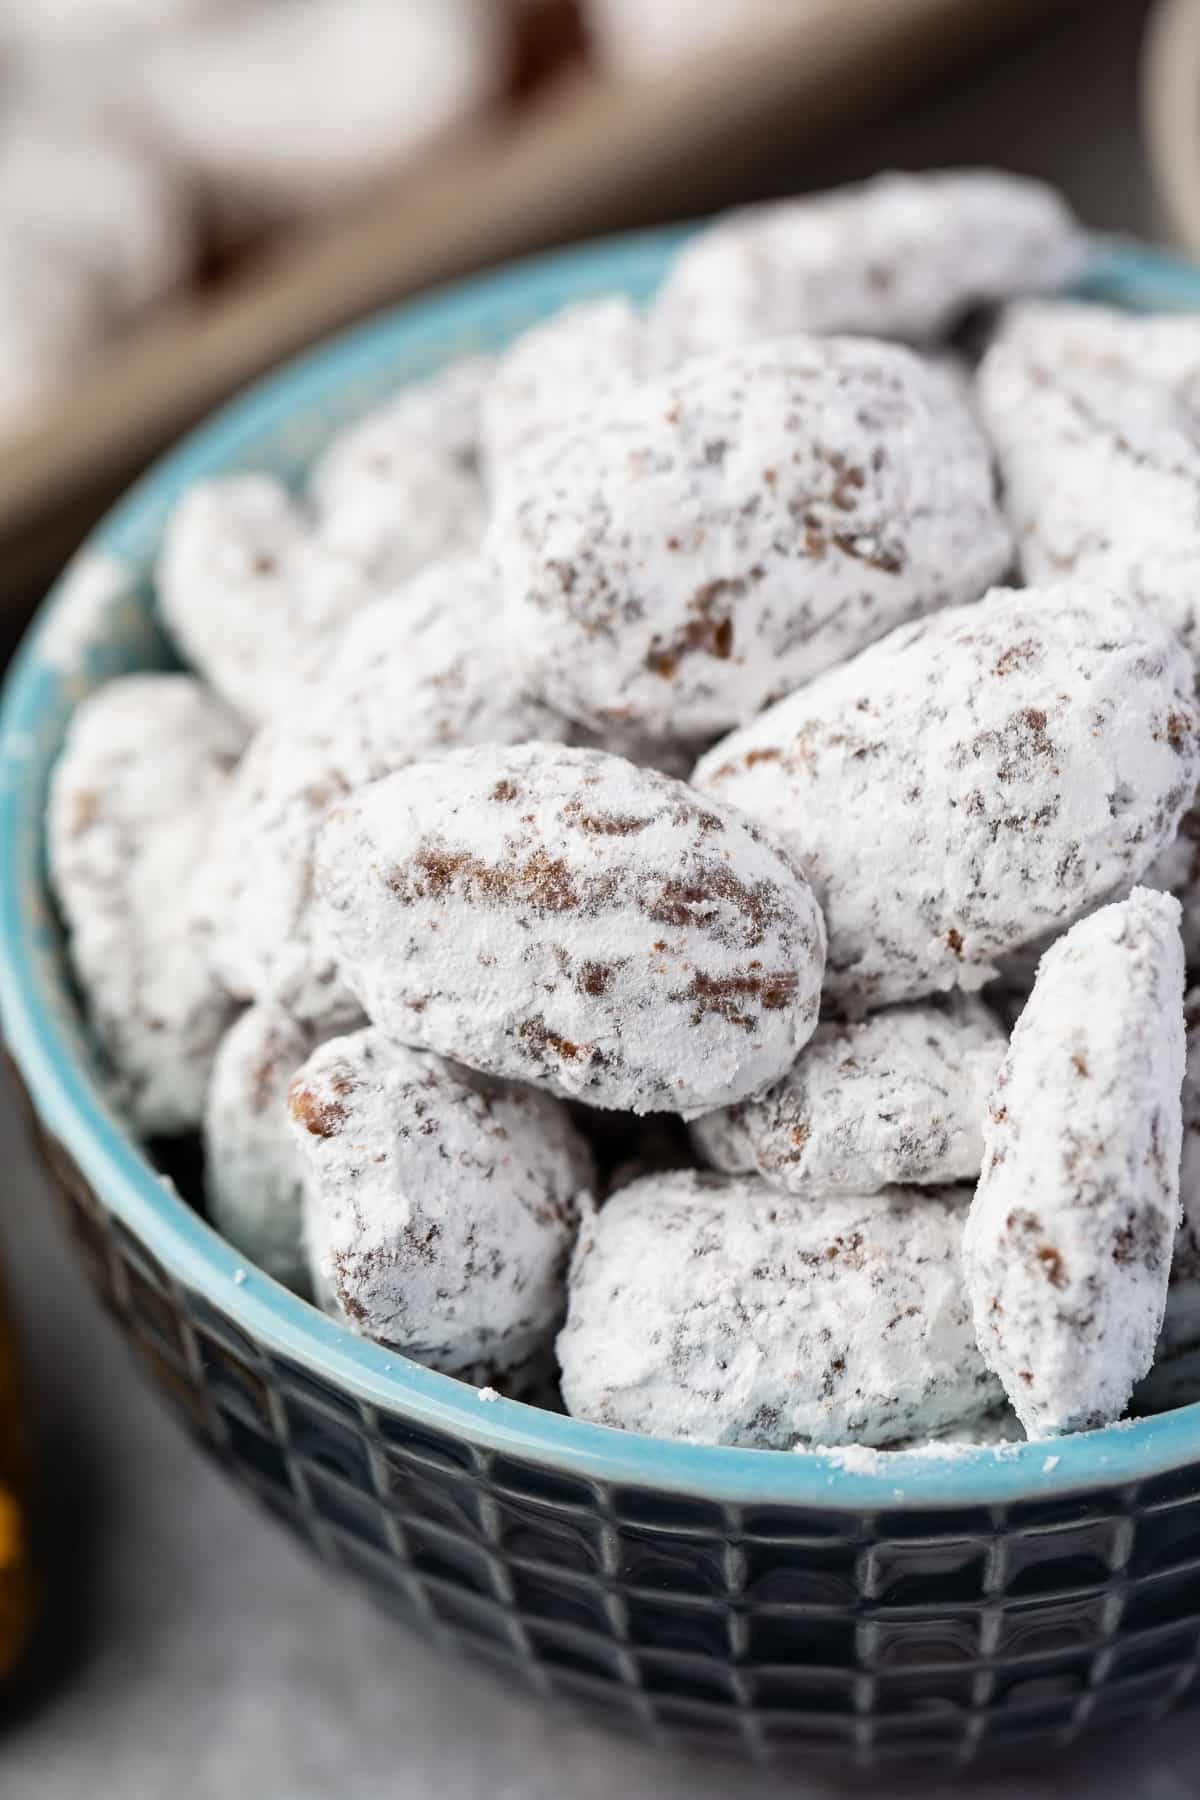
[5,228,1200,1771]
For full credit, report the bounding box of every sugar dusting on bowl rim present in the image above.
[4,225,1200,1509]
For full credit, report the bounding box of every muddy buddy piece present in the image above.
[48,674,244,1136]
[288,1029,593,1377]
[157,474,376,727]
[194,556,569,1029]
[557,1170,999,1448]
[314,742,826,1116]
[977,303,1200,665]
[490,333,1010,741]
[480,296,657,482]
[204,1004,337,1292]
[0,103,196,437]
[652,170,1084,361]
[963,889,1186,1437]
[308,353,492,585]
[692,997,1005,1197]
[165,364,492,722]
[138,0,503,235]
[694,585,1200,1011]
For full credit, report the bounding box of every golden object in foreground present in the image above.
[0,1276,35,1682]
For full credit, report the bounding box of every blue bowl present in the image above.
[4,228,1200,1770]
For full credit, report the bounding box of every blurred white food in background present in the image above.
[310,355,494,585]
[0,233,103,439]
[0,105,194,318]
[0,0,512,438]
[0,105,193,436]
[586,0,813,76]
[0,0,222,57]
[135,0,505,236]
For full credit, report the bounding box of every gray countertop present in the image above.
[4,4,1199,1794]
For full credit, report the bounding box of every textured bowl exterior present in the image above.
[5,231,1200,1770]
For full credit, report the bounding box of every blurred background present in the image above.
[0,0,1156,642]
[4,2,1200,1796]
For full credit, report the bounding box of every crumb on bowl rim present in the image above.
[4,225,1200,1510]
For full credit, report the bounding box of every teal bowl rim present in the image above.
[3,224,1200,1511]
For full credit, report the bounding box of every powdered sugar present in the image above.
[205,1003,339,1292]
[692,996,1005,1196]
[194,556,571,1026]
[157,474,376,726]
[490,333,1010,741]
[695,585,1200,1011]
[138,0,502,233]
[977,302,1200,664]
[40,550,130,675]
[480,296,656,480]
[557,1170,1000,1447]
[48,673,244,1135]
[289,1028,593,1376]
[964,889,1186,1436]
[309,354,492,585]
[652,171,1084,359]
[314,742,826,1115]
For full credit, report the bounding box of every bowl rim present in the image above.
[5,224,1200,1511]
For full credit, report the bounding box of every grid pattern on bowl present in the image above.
[25,1087,1200,1772]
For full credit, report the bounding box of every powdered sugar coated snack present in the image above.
[692,997,1005,1197]
[490,333,1011,740]
[0,105,194,325]
[204,1004,334,1292]
[977,304,1200,665]
[964,889,1186,1436]
[138,0,503,235]
[0,105,196,436]
[288,1029,593,1378]
[314,742,826,1115]
[480,296,657,480]
[194,556,571,1028]
[308,354,492,585]
[157,474,377,727]
[652,170,1084,360]
[557,1171,999,1447]
[694,585,1200,1010]
[48,674,244,1136]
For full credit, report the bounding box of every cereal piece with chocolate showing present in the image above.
[963,889,1186,1436]
[194,556,571,1028]
[490,333,1011,741]
[977,303,1200,663]
[48,673,244,1136]
[557,1170,1000,1447]
[205,1003,350,1293]
[309,354,492,585]
[652,170,1084,360]
[692,997,1005,1197]
[694,585,1200,1011]
[314,741,826,1115]
[157,475,375,727]
[480,296,655,480]
[288,1028,593,1377]
[978,302,1200,669]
